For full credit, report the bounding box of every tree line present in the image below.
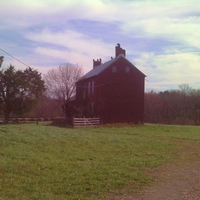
[0,63,83,123]
[145,84,200,125]
[0,61,199,126]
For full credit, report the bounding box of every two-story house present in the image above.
[75,44,146,124]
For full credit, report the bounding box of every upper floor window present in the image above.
[112,66,117,73]
[125,66,130,73]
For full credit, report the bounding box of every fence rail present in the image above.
[73,117,101,127]
[0,117,101,127]
[0,117,62,124]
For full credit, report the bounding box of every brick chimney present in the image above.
[115,43,126,57]
[93,58,102,68]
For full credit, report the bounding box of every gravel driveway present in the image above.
[107,141,200,200]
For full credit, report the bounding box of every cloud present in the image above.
[136,49,200,91]
[25,29,114,70]
[0,0,116,30]
[34,47,91,69]
[110,1,200,51]
[26,29,111,55]
[1,0,200,91]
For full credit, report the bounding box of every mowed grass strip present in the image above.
[0,124,199,200]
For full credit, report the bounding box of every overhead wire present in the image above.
[0,47,30,68]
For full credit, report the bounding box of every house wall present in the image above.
[76,77,96,117]
[76,58,145,123]
[95,58,145,123]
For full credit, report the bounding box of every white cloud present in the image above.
[136,49,200,91]
[34,47,91,70]
[1,0,200,91]
[0,0,116,30]
[25,29,114,71]
[26,29,112,55]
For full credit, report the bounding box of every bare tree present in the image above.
[188,89,200,125]
[179,84,192,95]
[44,63,84,118]
[33,95,64,118]
[145,85,200,125]
[145,90,163,123]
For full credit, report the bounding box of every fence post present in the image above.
[84,117,86,126]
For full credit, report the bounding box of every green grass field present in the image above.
[0,123,200,200]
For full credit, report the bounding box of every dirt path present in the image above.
[107,141,200,200]
[119,161,200,200]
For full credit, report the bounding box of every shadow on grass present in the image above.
[47,119,74,129]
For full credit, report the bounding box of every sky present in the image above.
[0,0,200,91]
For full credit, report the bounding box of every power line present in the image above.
[0,47,30,68]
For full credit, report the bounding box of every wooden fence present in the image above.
[0,117,61,124]
[73,117,101,127]
[0,117,101,127]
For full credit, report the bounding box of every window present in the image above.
[88,82,91,94]
[91,81,94,93]
[112,66,117,73]
[83,83,86,99]
[125,66,130,73]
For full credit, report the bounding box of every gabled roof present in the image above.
[79,54,146,81]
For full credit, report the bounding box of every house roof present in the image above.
[79,54,146,81]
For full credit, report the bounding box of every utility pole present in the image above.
[0,56,4,68]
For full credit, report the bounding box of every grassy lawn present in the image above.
[0,123,200,200]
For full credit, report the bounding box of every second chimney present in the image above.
[93,58,102,68]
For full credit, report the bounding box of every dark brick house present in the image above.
[75,44,146,124]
